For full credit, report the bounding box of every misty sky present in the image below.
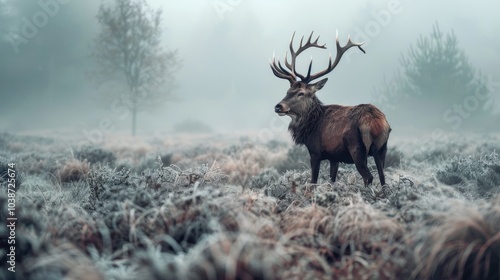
[0,0,499,137]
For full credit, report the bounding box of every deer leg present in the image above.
[329,160,339,182]
[371,145,386,186]
[310,155,321,184]
[379,143,388,169]
[349,146,373,187]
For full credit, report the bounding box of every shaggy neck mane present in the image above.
[289,99,324,145]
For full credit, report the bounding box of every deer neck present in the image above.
[289,100,324,145]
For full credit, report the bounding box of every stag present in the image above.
[270,31,391,186]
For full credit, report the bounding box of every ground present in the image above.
[0,131,499,279]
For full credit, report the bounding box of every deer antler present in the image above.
[270,30,365,84]
[270,53,296,84]
[270,31,326,84]
[284,31,326,81]
[305,30,365,83]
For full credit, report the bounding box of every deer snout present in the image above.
[274,103,289,116]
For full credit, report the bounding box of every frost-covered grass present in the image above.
[0,131,499,279]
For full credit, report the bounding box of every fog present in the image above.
[1,0,499,139]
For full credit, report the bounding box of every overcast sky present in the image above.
[0,0,499,137]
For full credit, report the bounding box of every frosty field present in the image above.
[1,131,499,280]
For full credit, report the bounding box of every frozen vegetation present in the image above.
[0,131,499,279]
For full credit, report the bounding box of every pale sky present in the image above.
[0,0,499,135]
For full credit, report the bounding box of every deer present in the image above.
[270,31,391,187]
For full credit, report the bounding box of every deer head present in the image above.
[271,31,365,119]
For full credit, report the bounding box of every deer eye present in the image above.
[297,93,304,97]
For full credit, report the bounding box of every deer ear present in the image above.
[309,78,328,91]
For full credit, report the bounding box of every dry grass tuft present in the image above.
[332,245,412,280]
[332,202,404,253]
[25,243,104,280]
[218,146,285,186]
[103,135,153,163]
[56,159,90,183]
[412,199,500,279]
[280,205,333,236]
[186,233,286,280]
[46,206,103,252]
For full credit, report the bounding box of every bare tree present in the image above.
[90,0,179,136]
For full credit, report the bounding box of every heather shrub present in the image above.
[264,169,310,199]
[384,147,404,168]
[75,145,117,165]
[436,152,500,198]
[265,139,288,152]
[134,153,173,173]
[276,145,310,173]
[251,168,280,189]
